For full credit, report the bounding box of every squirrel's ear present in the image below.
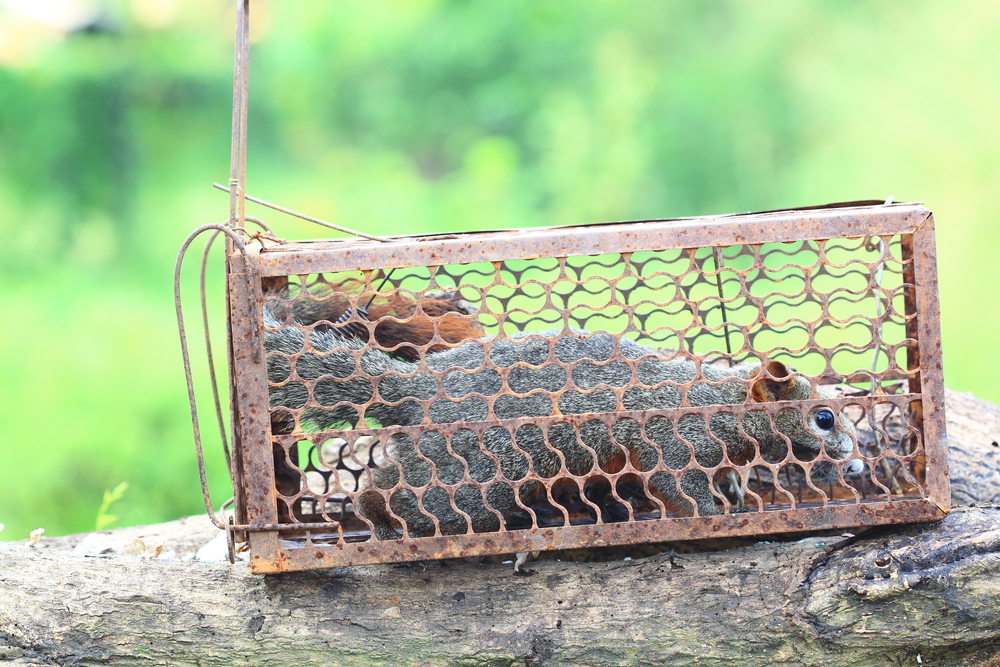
[750,360,796,402]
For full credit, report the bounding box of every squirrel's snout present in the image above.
[842,459,865,475]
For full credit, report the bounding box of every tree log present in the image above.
[2,388,999,667]
[941,389,1000,506]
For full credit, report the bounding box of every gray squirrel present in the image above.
[264,310,862,541]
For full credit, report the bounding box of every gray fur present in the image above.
[264,315,859,540]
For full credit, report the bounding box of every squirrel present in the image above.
[264,311,863,541]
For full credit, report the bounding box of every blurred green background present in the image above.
[1,0,998,540]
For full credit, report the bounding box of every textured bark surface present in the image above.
[2,388,998,667]
[943,389,1000,506]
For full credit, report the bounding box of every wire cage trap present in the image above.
[178,201,949,574]
[176,2,948,574]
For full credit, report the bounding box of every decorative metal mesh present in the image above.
[261,234,927,549]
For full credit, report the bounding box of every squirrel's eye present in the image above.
[814,409,836,430]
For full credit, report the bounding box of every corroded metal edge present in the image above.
[227,244,281,562]
[249,499,946,574]
[255,204,930,276]
[909,213,950,511]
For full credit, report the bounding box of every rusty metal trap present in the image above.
[175,2,948,574]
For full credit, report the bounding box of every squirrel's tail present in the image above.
[264,306,426,433]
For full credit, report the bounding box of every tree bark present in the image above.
[940,389,1000,506]
[2,388,999,667]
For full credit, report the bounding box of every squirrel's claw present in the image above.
[513,550,539,573]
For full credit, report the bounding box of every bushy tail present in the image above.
[264,309,425,432]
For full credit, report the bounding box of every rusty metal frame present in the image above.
[253,204,928,276]
[220,203,948,574]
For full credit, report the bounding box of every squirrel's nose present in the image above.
[843,459,865,476]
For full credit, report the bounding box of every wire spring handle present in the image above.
[175,223,265,529]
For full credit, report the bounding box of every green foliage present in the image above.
[95,481,129,531]
[0,0,998,539]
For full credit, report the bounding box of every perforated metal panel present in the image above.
[220,203,947,573]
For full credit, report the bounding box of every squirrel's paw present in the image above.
[513,550,539,573]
